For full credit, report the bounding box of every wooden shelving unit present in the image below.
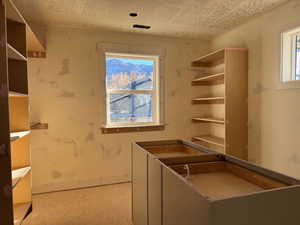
[190,48,248,159]
[0,0,46,224]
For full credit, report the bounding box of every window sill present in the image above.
[101,124,165,134]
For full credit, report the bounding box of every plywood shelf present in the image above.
[13,202,31,225]
[30,122,48,130]
[192,73,224,85]
[192,117,225,124]
[7,44,27,61]
[9,91,28,97]
[192,135,225,147]
[192,96,225,104]
[10,131,30,142]
[192,49,225,66]
[11,167,31,188]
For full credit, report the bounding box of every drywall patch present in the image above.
[252,82,269,95]
[169,88,179,97]
[85,132,95,142]
[35,68,45,83]
[58,59,70,76]
[52,170,62,179]
[58,90,76,98]
[49,80,59,89]
[289,153,300,165]
[102,145,122,160]
[176,69,182,77]
[63,139,79,157]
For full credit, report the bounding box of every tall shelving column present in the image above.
[0,0,46,224]
[190,48,248,160]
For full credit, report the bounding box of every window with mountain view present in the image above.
[105,53,159,126]
[281,28,300,82]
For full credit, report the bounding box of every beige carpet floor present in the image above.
[23,183,132,225]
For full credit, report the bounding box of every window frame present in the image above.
[281,27,300,83]
[105,52,160,128]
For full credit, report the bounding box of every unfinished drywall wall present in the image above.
[211,0,300,179]
[28,27,210,193]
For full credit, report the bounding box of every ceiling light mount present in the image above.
[133,24,151,30]
[129,12,138,17]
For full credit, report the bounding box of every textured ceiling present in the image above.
[13,0,290,38]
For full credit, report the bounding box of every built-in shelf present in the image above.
[12,167,31,188]
[6,0,45,54]
[192,117,225,124]
[30,122,48,130]
[192,135,225,147]
[14,202,31,225]
[192,73,225,85]
[9,91,28,97]
[7,44,27,61]
[190,48,248,160]
[10,131,30,142]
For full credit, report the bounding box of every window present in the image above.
[105,53,160,127]
[281,27,300,82]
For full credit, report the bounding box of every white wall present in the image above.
[28,27,210,193]
[211,0,300,179]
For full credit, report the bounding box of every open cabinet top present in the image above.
[135,140,216,159]
[160,154,300,201]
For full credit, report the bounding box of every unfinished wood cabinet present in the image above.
[159,154,300,225]
[132,140,217,225]
[190,48,248,160]
[0,0,46,224]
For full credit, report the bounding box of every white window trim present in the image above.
[280,27,300,86]
[105,52,159,127]
[97,42,166,128]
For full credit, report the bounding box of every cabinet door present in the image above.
[162,167,210,225]
[148,158,162,225]
[132,145,148,225]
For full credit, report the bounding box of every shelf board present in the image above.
[192,117,225,124]
[192,73,225,85]
[192,49,225,66]
[10,131,30,142]
[192,135,225,147]
[7,44,27,61]
[12,167,31,188]
[192,96,225,104]
[9,91,28,97]
[5,0,26,24]
[192,96,225,101]
[30,122,48,130]
[14,202,32,225]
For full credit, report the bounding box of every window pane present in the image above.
[109,94,153,123]
[296,35,300,80]
[106,56,154,90]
